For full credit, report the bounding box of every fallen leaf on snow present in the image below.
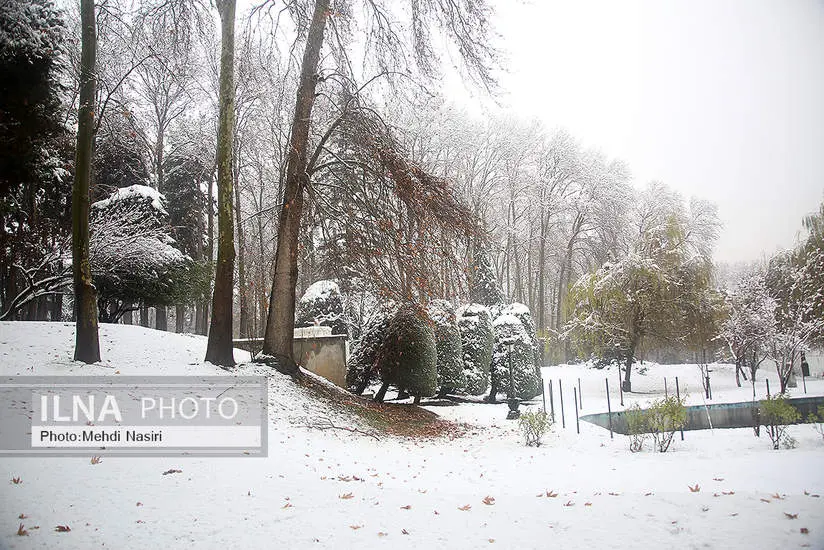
[349,525,362,530]
[689,484,700,493]
[784,513,798,519]
[584,502,592,507]
[339,493,354,500]
[482,496,495,505]
[563,501,574,507]
[55,525,71,532]
[772,493,784,500]
[401,529,409,535]
[378,532,388,537]
[760,498,771,503]
[281,503,293,509]
[713,478,724,482]
[400,505,411,510]
[11,476,22,484]
[18,514,27,519]
[162,469,182,476]
[800,527,809,534]
[546,490,558,498]
[458,504,472,511]
[17,524,28,536]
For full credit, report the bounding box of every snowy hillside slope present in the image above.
[1,322,823,549]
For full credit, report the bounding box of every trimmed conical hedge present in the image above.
[427,299,466,395]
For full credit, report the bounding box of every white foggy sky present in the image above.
[448,0,824,263]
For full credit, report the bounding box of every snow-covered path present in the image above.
[1,322,823,549]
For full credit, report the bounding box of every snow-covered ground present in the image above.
[1,322,823,549]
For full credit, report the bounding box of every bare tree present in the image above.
[72,0,101,363]
[204,0,237,367]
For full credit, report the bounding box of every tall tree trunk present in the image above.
[205,0,237,367]
[262,0,330,371]
[51,292,63,321]
[72,0,100,363]
[140,305,149,327]
[155,306,167,331]
[175,304,185,332]
[234,164,249,339]
[537,214,547,332]
[154,132,167,331]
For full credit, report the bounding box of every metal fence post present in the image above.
[605,378,613,439]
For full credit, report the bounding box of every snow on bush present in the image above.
[296,280,346,335]
[498,302,541,367]
[490,314,541,400]
[456,303,494,395]
[761,394,801,450]
[427,299,466,396]
[518,409,552,447]
[377,306,438,401]
[346,301,397,393]
[89,184,201,318]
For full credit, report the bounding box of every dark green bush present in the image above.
[489,314,541,400]
[457,303,494,395]
[427,300,466,395]
[377,306,438,400]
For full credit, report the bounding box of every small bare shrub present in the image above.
[646,396,687,453]
[625,403,648,452]
[519,410,552,447]
[808,405,824,441]
[762,394,800,450]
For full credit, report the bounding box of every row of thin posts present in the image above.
[545,377,585,433]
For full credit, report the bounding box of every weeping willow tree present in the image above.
[261,0,499,372]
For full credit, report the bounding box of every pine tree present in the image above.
[469,243,505,306]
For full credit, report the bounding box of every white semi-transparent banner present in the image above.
[0,376,268,457]
[31,425,262,448]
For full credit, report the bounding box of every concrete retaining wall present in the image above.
[233,328,349,388]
